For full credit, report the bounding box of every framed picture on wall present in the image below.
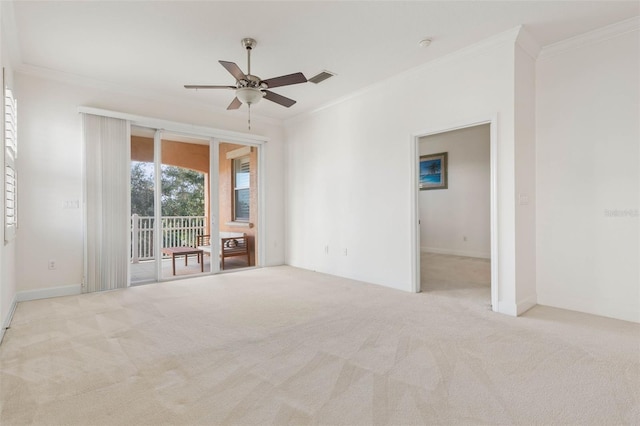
[419,152,448,190]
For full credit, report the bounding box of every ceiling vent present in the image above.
[308,70,335,84]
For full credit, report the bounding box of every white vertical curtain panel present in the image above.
[83,114,129,293]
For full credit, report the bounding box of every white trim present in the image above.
[77,106,269,145]
[126,121,132,288]
[154,129,163,281]
[287,26,520,125]
[515,25,541,60]
[421,247,491,260]
[539,16,640,59]
[0,1,23,67]
[410,137,420,293]
[257,140,266,267]
[496,296,537,317]
[17,284,82,302]
[210,137,221,274]
[516,296,537,316]
[81,112,87,291]
[496,301,518,317]
[489,117,499,314]
[0,295,17,345]
[411,114,499,314]
[18,63,284,127]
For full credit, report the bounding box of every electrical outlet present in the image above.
[324,245,329,254]
[463,236,467,242]
[343,248,348,256]
[48,260,56,270]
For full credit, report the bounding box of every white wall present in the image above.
[536,20,639,323]
[513,33,538,311]
[419,124,490,258]
[0,2,18,341]
[14,71,286,297]
[285,28,533,316]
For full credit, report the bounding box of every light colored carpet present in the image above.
[1,262,639,425]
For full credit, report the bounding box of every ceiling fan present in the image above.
[184,38,307,128]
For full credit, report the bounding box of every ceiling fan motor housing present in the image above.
[238,74,265,88]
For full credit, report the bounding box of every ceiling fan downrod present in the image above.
[242,38,256,77]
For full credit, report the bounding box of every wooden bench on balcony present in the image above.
[196,232,250,270]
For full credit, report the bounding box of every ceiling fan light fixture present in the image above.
[236,87,264,105]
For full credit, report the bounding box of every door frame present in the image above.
[79,107,268,283]
[410,115,499,311]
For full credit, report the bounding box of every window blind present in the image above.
[83,113,130,292]
[4,85,17,241]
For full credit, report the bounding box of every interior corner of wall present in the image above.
[516,294,537,316]
[0,294,18,345]
[515,25,541,60]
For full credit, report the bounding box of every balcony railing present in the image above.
[131,214,207,263]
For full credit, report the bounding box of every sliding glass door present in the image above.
[129,126,261,285]
[130,127,211,284]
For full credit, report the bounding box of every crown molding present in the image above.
[15,63,283,128]
[540,16,640,59]
[286,26,521,126]
[515,25,541,60]
[1,1,23,68]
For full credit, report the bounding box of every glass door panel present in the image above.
[130,126,158,285]
[160,134,211,278]
[218,142,258,271]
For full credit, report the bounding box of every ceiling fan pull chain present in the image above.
[248,104,251,130]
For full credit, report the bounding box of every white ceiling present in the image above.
[7,1,639,121]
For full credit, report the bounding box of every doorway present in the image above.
[129,126,260,285]
[412,119,498,311]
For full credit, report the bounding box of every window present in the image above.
[233,156,250,221]
[4,75,17,242]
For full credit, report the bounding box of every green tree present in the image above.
[131,162,154,216]
[161,165,205,217]
[130,162,205,217]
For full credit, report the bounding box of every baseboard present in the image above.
[495,301,518,317]
[0,295,18,345]
[495,295,537,317]
[17,284,82,302]
[516,295,537,315]
[537,293,640,324]
[421,247,491,259]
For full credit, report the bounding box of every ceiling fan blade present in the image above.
[227,97,242,110]
[184,85,235,89]
[219,60,247,81]
[262,72,307,89]
[264,90,296,108]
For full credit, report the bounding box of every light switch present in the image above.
[63,200,80,209]
[518,194,529,205]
